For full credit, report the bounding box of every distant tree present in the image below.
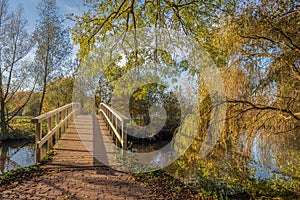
[42,76,74,113]
[0,0,35,140]
[94,73,113,109]
[23,93,40,116]
[34,0,72,115]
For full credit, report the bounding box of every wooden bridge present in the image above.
[31,103,130,168]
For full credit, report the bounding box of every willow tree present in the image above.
[34,0,72,115]
[71,0,235,118]
[225,0,300,143]
[191,2,300,196]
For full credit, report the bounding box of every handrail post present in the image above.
[55,113,59,142]
[47,117,53,150]
[62,110,66,133]
[35,122,42,162]
[122,120,127,150]
[116,118,119,147]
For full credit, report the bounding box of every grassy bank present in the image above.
[1,116,35,141]
[133,168,300,200]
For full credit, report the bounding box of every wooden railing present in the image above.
[99,103,129,150]
[31,103,80,162]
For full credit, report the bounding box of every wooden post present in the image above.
[55,113,59,140]
[109,111,112,135]
[122,120,127,150]
[62,110,65,134]
[48,117,53,150]
[69,107,73,122]
[35,122,42,162]
[66,108,69,128]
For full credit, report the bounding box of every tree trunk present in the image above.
[38,45,49,116]
[0,100,8,140]
[0,72,8,140]
[38,79,47,115]
[0,143,8,173]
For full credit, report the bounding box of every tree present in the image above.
[71,0,234,59]
[42,76,74,113]
[224,0,300,140]
[22,75,74,116]
[0,1,35,140]
[22,93,40,116]
[34,0,72,115]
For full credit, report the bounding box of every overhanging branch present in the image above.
[226,100,300,121]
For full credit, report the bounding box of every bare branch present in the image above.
[87,0,128,44]
[227,100,300,121]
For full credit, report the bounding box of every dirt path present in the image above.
[0,167,159,200]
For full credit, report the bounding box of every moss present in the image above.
[0,165,42,186]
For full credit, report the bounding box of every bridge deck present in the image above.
[44,115,119,169]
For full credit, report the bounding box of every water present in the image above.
[0,141,35,175]
[249,131,300,180]
[131,130,300,185]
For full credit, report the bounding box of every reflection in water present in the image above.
[135,130,299,190]
[0,141,35,174]
[250,131,300,180]
[250,132,278,179]
[131,140,172,167]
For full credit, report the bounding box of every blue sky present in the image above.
[9,0,87,58]
[10,0,85,33]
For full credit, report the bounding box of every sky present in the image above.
[10,0,86,31]
[9,0,87,58]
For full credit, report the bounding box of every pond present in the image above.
[0,141,35,175]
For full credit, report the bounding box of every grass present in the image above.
[2,116,35,141]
